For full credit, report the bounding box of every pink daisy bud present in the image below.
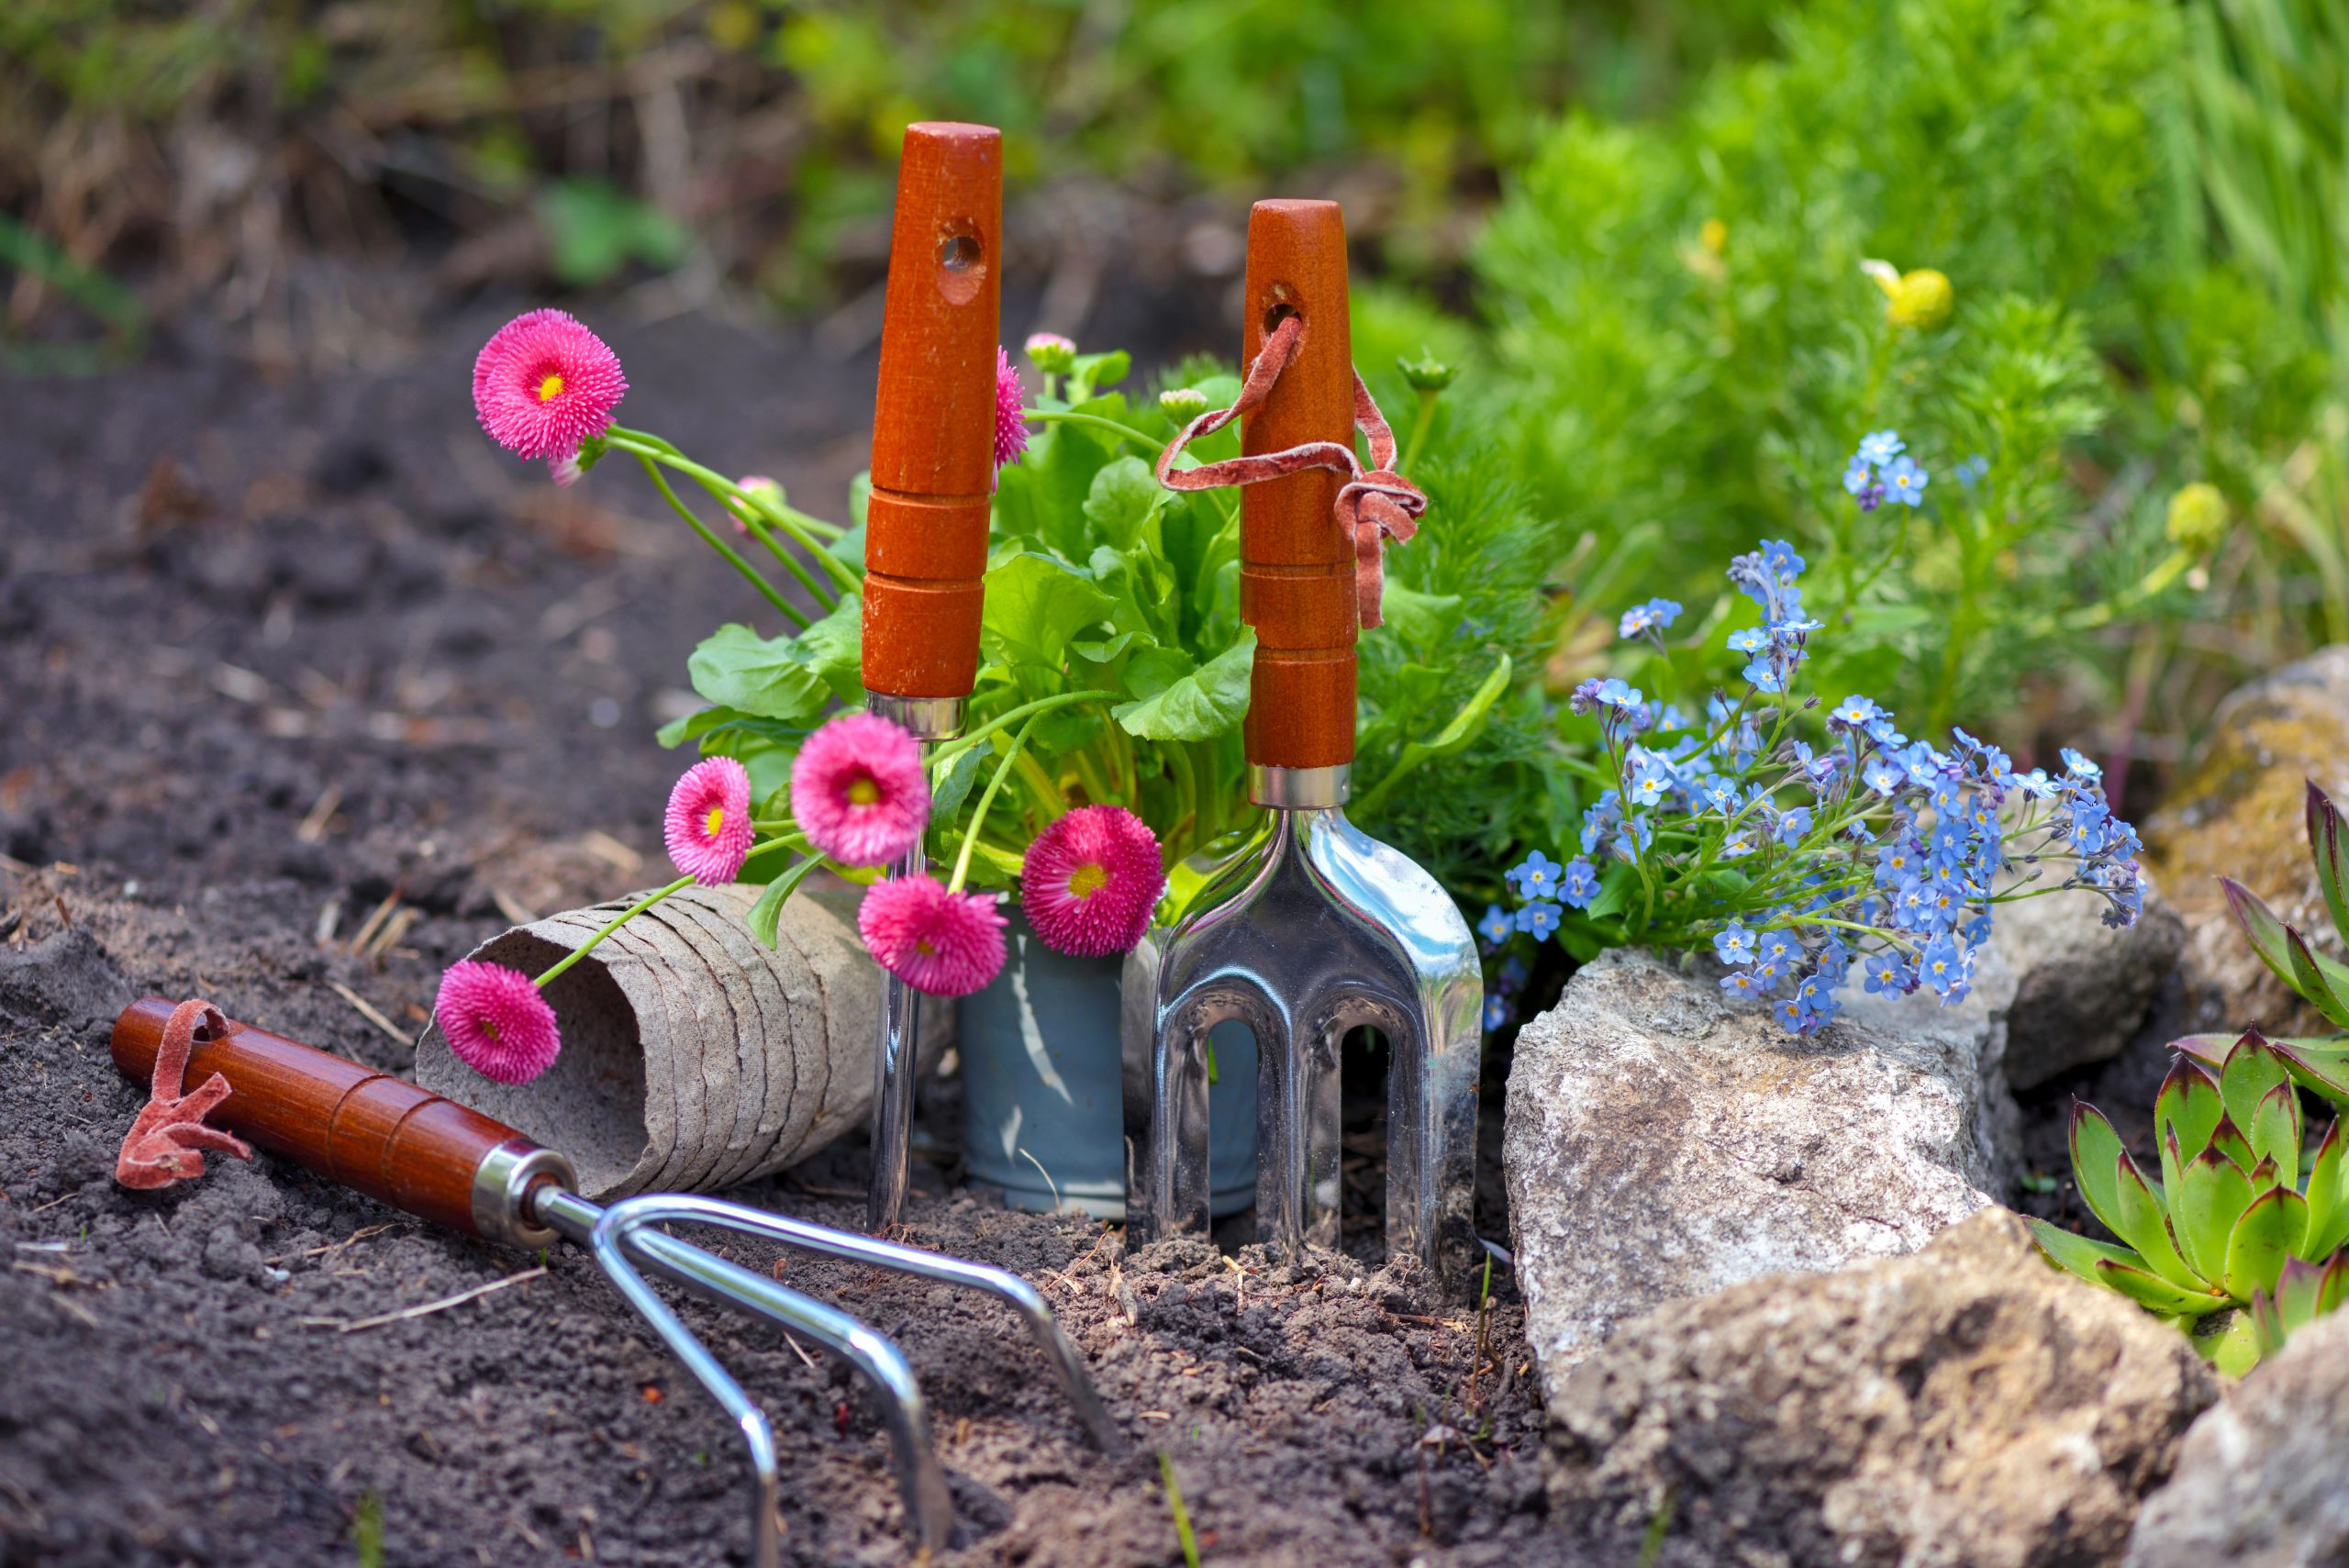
[664,756,755,884]
[473,307,628,463]
[857,873,1008,996]
[435,961,563,1084]
[1023,331,1076,373]
[791,713,929,868]
[733,474,783,535]
[995,345,1030,472]
[1019,805,1165,957]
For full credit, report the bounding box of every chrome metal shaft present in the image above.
[865,693,964,1231]
[1122,764,1483,1278]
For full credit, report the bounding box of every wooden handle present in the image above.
[111,997,531,1240]
[861,121,1004,701]
[1240,200,1355,769]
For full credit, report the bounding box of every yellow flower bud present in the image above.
[1700,218,1727,255]
[2165,482,2229,554]
[1887,269,1954,329]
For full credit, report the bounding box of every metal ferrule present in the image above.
[470,1139,576,1250]
[866,693,965,740]
[1122,801,1483,1283]
[1248,762,1350,809]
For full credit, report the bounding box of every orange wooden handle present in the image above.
[1239,200,1356,769]
[111,997,529,1240]
[861,121,1004,701]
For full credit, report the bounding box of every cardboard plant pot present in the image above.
[959,915,1256,1218]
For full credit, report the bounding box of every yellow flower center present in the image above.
[479,1018,500,1041]
[1066,862,1108,901]
[916,938,937,956]
[847,777,882,806]
[705,806,726,840]
[539,373,565,402]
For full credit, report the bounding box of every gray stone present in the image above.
[2126,1309,2349,1568]
[1995,878,2186,1090]
[2146,643,2349,1037]
[1504,946,2016,1380]
[1550,1209,2218,1568]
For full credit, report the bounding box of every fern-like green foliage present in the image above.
[2028,1030,2349,1374]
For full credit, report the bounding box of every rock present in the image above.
[1994,878,2186,1089]
[1503,946,2015,1379]
[2146,644,2349,1036]
[1550,1209,2218,1568]
[2125,1309,2349,1568]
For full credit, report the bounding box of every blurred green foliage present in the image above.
[1468,0,2345,766]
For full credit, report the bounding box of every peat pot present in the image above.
[959,916,1256,1218]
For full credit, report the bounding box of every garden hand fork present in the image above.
[112,998,1118,1563]
[859,121,1002,1231]
[1120,201,1484,1280]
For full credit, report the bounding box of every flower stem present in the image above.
[1400,388,1440,474]
[631,454,806,628]
[1024,407,1166,456]
[948,717,1040,895]
[929,690,1108,773]
[534,874,696,990]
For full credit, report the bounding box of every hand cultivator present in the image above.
[859,121,1003,1232]
[1123,201,1484,1278]
[110,997,1118,1562]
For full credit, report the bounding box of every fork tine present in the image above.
[623,1192,1124,1454]
[588,1194,956,1556]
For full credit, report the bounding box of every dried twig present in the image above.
[328,981,408,1047]
[302,1266,547,1333]
[295,784,342,844]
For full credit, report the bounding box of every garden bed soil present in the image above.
[0,316,1559,1567]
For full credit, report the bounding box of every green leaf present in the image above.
[1377,582,1466,649]
[2225,1185,2310,1303]
[2322,1253,2349,1313]
[2223,878,2305,1000]
[1067,350,1130,400]
[743,855,824,950]
[2273,1255,2328,1338]
[2249,1081,2304,1184]
[538,177,688,285]
[2221,1030,2292,1132]
[2308,782,2349,945]
[2176,1144,2254,1288]
[2275,1040,2349,1107]
[2210,1114,2258,1174]
[687,613,861,722]
[2154,1057,2225,1169]
[2305,1119,2349,1261]
[1112,630,1255,741]
[1081,456,1163,550]
[2067,1101,2131,1237]
[981,553,1116,673]
[928,744,988,824]
[2092,1257,2231,1317]
[2024,1217,2145,1288]
[2285,926,2349,1029]
[2109,1151,2204,1292]
[2192,1310,2265,1376]
[1582,861,1636,923]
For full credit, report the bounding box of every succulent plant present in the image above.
[2026,1029,2349,1373]
[2173,781,2349,1104]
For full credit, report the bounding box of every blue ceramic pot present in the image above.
[958,917,1256,1218]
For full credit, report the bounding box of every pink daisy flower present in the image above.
[791,713,929,868]
[436,961,563,1084]
[1019,805,1165,957]
[664,756,755,884]
[1023,331,1075,371]
[473,307,628,462]
[995,345,1030,473]
[732,474,782,535]
[857,874,1008,996]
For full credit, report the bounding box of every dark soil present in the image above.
[0,315,1557,1567]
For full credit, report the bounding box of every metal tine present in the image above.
[543,1190,957,1560]
[621,1190,1124,1453]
